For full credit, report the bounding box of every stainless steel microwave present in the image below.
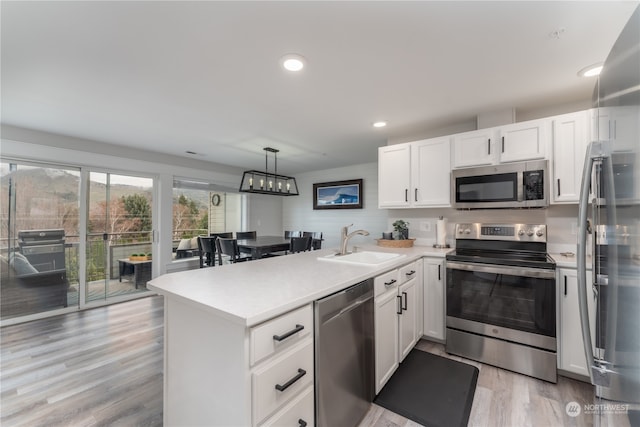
[451,160,549,209]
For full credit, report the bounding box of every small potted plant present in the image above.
[392,220,410,240]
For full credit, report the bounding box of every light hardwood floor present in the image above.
[1,296,595,426]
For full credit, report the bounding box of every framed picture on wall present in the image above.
[313,179,363,210]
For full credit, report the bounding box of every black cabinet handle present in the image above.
[405,189,408,202]
[415,188,418,202]
[406,270,415,277]
[384,279,397,287]
[298,420,307,427]
[564,276,567,296]
[438,264,441,281]
[501,136,505,153]
[488,139,491,155]
[402,291,408,310]
[557,179,561,197]
[275,368,306,392]
[273,324,304,342]
[397,295,403,314]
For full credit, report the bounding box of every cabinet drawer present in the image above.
[253,339,314,425]
[398,261,419,285]
[374,269,399,298]
[259,385,314,427]
[250,304,313,366]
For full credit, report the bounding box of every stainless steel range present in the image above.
[445,223,557,383]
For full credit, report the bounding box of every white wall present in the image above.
[283,163,388,250]
[247,193,283,236]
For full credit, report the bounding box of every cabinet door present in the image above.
[398,279,418,362]
[375,289,399,393]
[452,129,495,168]
[498,119,547,163]
[594,106,639,152]
[552,112,589,203]
[378,144,411,208]
[411,138,451,207]
[423,258,445,341]
[559,268,596,377]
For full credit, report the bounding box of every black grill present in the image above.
[18,229,66,272]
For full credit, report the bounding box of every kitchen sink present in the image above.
[318,251,405,265]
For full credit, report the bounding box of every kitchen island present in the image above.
[148,245,450,426]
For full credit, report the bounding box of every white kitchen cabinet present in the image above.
[551,111,590,203]
[374,261,422,394]
[498,119,548,163]
[593,106,639,152]
[398,278,418,360]
[378,144,412,208]
[422,257,445,341]
[558,268,596,378]
[162,298,314,426]
[452,128,495,168]
[411,137,451,207]
[374,269,400,393]
[378,138,451,208]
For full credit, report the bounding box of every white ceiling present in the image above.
[2,1,638,174]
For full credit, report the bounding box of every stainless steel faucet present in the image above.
[338,224,370,255]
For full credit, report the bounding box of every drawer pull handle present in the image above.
[273,324,304,342]
[405,270,415,277]
[402,291,408,310]
[275,368,306,392]
[298,420,307,427]
[384,279,397,287]
[397,295,403,315]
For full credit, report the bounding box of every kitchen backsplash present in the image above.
[388,204,580,253]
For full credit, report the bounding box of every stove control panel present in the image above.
[456,223,547,242]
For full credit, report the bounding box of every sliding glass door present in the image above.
[86,172,153,303]
[0,161,80,319]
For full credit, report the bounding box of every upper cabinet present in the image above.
[452,118,549,168]
[452,129,494,168]
[551,111,591,204]
[378,144,412,208]
[378,137,451,209]
[593,106,639,152]
[498,119,547,163]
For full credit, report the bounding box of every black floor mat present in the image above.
[374,349,479,427]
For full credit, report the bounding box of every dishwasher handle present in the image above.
[323,295,372,324]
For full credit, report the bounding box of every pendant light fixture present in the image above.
[239,147,299,196]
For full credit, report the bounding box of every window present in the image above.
[172,178,246,260]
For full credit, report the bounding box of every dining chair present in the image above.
[289,236,313,253]
[197,236,217,268]
[284,230,302,238]
[303,231,323,250]
[208,233,233,264]
[216,238,252,264]
[235,231,257,240]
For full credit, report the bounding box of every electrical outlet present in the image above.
[420,221,431,232]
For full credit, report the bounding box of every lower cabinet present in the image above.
[374,261,421,394]
[423,257,445,341]
[558,267,596,377]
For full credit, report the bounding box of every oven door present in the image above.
[446,261,556,343]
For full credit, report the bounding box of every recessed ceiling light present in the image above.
[578,63,603,77]
[281,54,306,72]
[373,121,387,128]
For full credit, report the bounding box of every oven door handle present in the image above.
[446,261,556,280]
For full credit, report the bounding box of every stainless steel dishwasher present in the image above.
[314,278,374,427]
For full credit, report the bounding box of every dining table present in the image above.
[236,236,291,259]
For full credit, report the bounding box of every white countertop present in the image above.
[549,252,592,269]
[148,244,451,327]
